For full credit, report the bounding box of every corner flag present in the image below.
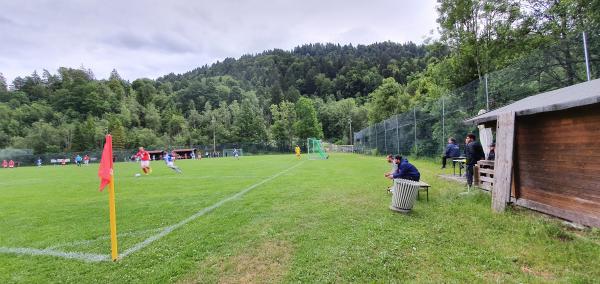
[98,134,113,191]
[98,134,119,261]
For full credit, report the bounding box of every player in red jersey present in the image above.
[134,147,152,175]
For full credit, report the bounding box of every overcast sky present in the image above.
[0,0,438,83]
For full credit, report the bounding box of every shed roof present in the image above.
[465,79,600,124]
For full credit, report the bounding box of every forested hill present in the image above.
[2,0,596,155]
[0,42,436,154]
[156,42,434,109]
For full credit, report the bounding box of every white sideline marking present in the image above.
[47,227,164,250]
[0,162,303,262]
[120,162,304,258]
[0,247,109,262]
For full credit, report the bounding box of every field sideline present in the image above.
[1,154,599,282]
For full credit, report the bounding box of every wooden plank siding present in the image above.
[492,112,515,212]
[513,103,600,227]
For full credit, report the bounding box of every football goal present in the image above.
[223,148,243,158]
[307,138,328,160]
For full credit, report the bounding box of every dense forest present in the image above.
[0,0,598,154]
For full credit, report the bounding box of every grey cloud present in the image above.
[0,15,14,25]
[0,0,439,83]
[103,32,195,53]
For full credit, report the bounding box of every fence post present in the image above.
[384,121,388,154]
[583,31,591,81]
[396,115,400,155]
[485,74,490,111]
[375,125,378,154]
[413,107,417,150]
[442,96,445,145]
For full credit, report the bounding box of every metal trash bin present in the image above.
[390,179,420,213]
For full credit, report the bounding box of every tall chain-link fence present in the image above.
[354,32,600,157]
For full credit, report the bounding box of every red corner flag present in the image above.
[98,134,113,191]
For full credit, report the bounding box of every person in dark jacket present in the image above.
[487,143,496,161]
[441,137,460,169]
[387,155,420,181]
[465,133,485,187]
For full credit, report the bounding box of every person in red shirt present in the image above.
[8,160,15,168]
[2,160,7,168]
[134,147,152,175]
[83,155,90,166]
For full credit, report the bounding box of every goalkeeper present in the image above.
[295,145,301,159]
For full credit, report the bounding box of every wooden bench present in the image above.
[415,181,431,201]
[476,160,495,191]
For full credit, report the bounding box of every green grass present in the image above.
[0,154,599,283]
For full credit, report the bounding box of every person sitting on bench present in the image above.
[441,137,460,169]
[384,154,397,178]
[388,155,420,182]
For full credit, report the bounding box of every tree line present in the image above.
[0,0,597,154]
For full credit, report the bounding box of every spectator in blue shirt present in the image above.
[441,137,460,169]
[388,155,420,182]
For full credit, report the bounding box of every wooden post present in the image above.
[492,112,515,212]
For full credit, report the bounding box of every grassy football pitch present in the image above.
[1,154,599,283]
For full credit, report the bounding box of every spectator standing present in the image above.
[465,133,485,188]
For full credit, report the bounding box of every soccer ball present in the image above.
[135,173,141,177]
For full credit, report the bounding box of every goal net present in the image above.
[223,148,243,157]
[307,138,328,160]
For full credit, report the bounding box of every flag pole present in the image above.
[108,174,118,261]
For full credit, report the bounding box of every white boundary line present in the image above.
[120,162,304,259]
[46,227,164,250]
[0,162,304,262]
[0,247,109,262]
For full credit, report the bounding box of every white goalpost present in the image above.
[307,138,328,160]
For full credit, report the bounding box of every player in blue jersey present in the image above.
[163,151,182,173]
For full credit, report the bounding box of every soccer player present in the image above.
[2,160,7,168]
[295,145,301,160]
[233,148,240,159]
[135,147,152,175]
[190,151,196,160]
[83,155,90,165]
[163,151,182,173]
[75,154,83,167]
[8,160,15,168]
[36,157,42,167]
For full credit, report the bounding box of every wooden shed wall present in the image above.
[513,104,600,227]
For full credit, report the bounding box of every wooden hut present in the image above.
[172,148,197,159]
[147,150,163,161]
[466,79,600,227]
